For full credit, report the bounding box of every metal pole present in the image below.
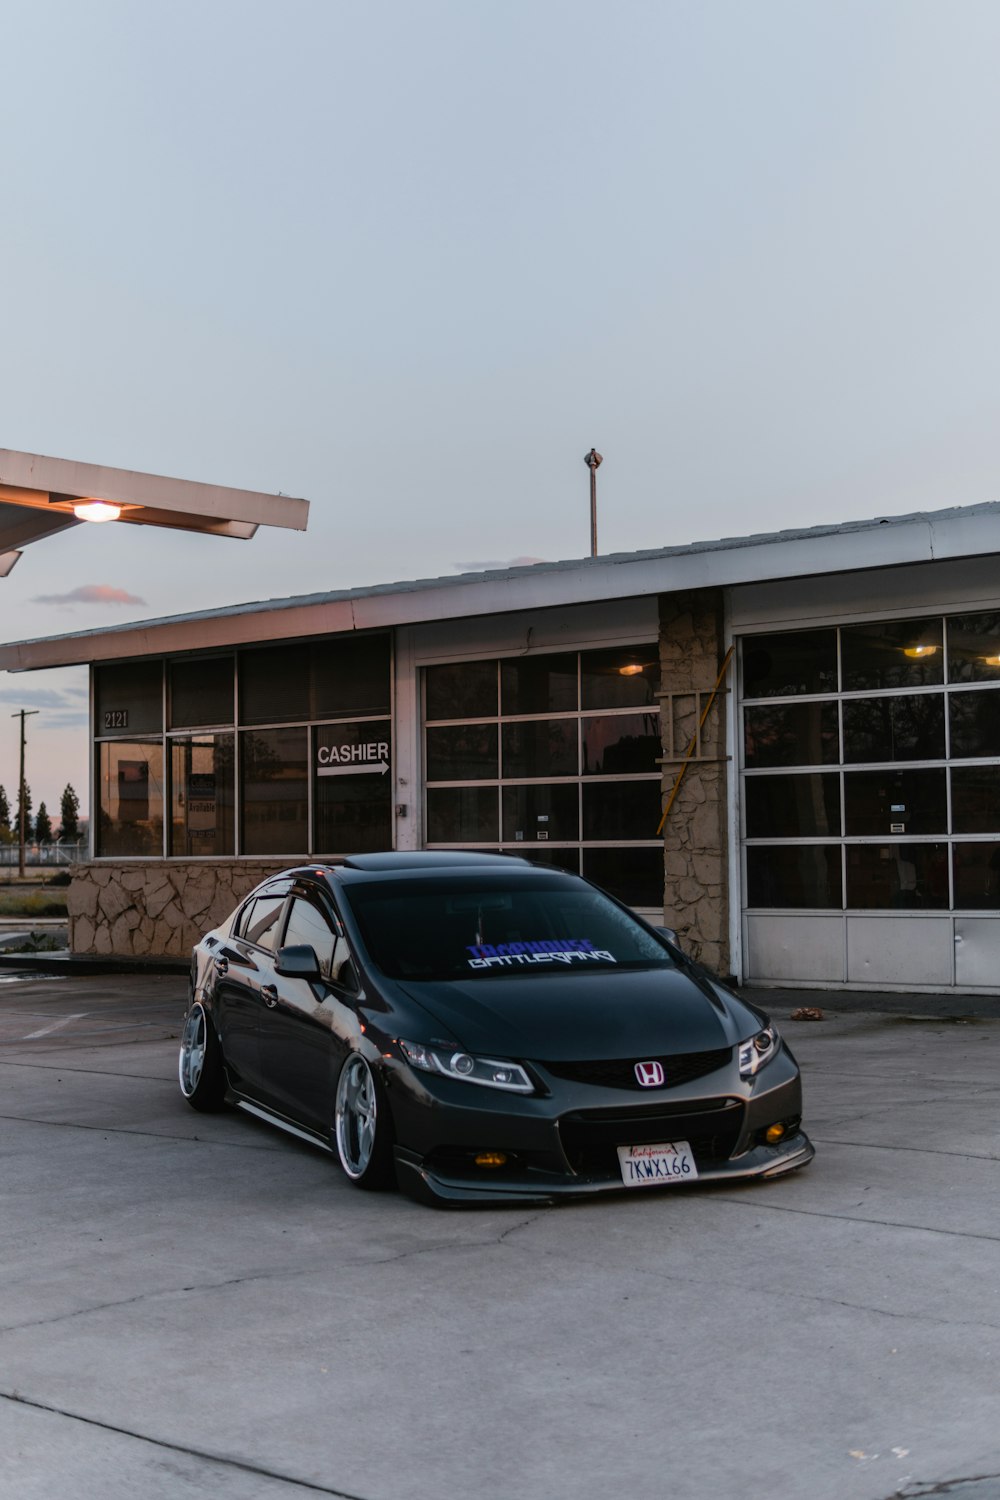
[583,449,603,557]
[12,709,39,879]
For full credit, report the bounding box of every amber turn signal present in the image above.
[474,1152,508,1169]
[765,1124,787,1144]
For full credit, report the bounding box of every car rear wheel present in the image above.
[334,1053,394,1189]
[178,1003,227,1112]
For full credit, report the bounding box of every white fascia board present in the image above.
[4,505,1000,673]
[0,449,309,531]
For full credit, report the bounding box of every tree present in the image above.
[0,786,10,844]
[35,801,53,844]
[60,784,81,844]
[14,783,33,843]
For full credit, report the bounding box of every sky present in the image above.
[2,0,1000,822]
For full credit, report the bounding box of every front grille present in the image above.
[558,1097,744,1176]
[544,1046,732,1091]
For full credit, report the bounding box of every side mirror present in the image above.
[274,944,323,982]
[653,924,680,948]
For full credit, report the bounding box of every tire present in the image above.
[178,1002,227,1112]
[334,1053,395,1190]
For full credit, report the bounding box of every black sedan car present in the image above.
[179,852,813,1205]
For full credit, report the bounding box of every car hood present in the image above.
[392,966,751,1061]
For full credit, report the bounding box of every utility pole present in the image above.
[584,449,603,557]
[12,709,39,879]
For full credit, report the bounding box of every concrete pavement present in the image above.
[0,973,998,1500]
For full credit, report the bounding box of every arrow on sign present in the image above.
[318,761,390,778]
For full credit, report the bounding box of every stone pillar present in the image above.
[658,589,731,975]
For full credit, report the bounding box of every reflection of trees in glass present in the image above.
[742,632,837,698]
[842,619,943,691]
[425,662,497,720]
[426,724,498,780]
[242,733,285,782]
[949,690,1000,758]
[843,696,944,762]
[744,703,839,767]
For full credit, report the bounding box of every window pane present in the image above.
[241,728,308,854]
[169,657,234,729]
[504,783,580,842]
[582,780,660,841]
[95,661,163,736]
[583,847,663,908]
[314,718,392,856]
[426,786,498,842]
[947,613,1000,685]
[312,635,390,719]
[744,774,841,838]
[842,619,943,690]
[746,846,842,908]
[842,695,944,762]
[502,720,577,778]
[952,766,1000,833]
[426,724,498,781]
[741,630,837,698]
[97,743,164,856]
[170,735,235,856]
[425,662,497,721]
[501,654,578,714]
[744,702,839,768]
[581,647,659,709]
[239,895,286,950]
[283,899,336,975]
[843,768,946,836]
[239,645,310,726]
[953,842,1000,908]
[846,843,949,909]
[582,713,660,775]
[949,690,1000,758]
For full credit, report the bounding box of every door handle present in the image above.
[214,956,229,976]
[261,984,279,1008]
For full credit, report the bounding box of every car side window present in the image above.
[283,898,337,978]
[235,894,287,951]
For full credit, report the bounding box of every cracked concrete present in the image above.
[1,977,999,1500]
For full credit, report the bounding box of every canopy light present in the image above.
[981,654,1000,667]
[73,500,122,524]
[902,644,937,659]
[618,663,645,676]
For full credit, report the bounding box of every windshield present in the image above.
[343,873,675,982]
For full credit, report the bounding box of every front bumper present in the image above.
[384,1043,814,1207]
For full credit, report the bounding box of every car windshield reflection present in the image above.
[343,874,675,982]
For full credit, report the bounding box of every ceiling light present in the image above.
[902,644,937,659]
[981,654,1000,667]
[618,663,645,676]
[73,500,122,524]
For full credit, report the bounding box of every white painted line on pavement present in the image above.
[22,1012,87,1040]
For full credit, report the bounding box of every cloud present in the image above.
[32,584,146,607]
[452,556,546,573]
[0,687,77,709]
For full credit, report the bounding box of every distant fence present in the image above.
[0,840,87,868]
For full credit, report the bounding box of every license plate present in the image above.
[617,1141,699,1187]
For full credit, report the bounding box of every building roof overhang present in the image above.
[0,448,309,578]
[1,498,998,672]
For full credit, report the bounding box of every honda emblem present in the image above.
[634,1060,665,1088]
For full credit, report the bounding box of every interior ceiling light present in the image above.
[981,654,1000,667]
[618,663,645,676]
[902,644,937,658]
[73,500,122,523]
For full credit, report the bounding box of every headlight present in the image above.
[738,1024,780,1079]
[399,1040,534,1094]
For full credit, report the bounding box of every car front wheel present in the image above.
[334,1053,394,1190]
[178,1003,227,1112]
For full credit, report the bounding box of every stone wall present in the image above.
[67,859,309,958]
[658,589,731,975]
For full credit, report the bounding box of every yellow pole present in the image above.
[656,645,735,837]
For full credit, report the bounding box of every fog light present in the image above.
[474,1152,508,1169]
[765,1124,787,1144]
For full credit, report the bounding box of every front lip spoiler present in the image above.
[394,1132,815,1207]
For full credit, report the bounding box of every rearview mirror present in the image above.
[274,944,323,982]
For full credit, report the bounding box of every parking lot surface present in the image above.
[1,973,999,1500]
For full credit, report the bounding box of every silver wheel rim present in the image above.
[179,1006,207,1097]
[335,1055,377,1178]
